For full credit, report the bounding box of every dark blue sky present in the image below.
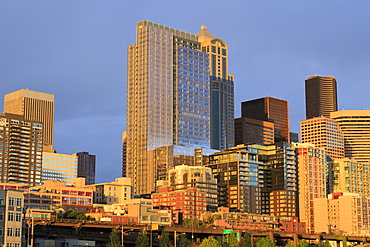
[1,1,369,183]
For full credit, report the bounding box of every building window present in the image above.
[8,197,15,206]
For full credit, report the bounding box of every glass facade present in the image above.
[126,21,212,194]
[197,27,234,151]
[176,46,210,148]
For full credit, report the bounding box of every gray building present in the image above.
[76,152,96,185]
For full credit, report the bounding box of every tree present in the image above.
[256,236,275,247]
[108,229,122,247]
[224,233,238,247]
[297,240,309,247]
[320,240,331,247]
[159,229,172,247]
[178,234,190,247]
[285,240,294,247]
[239,233,252,247]
[199,237,222,247]
[136,231,149,247]
[342,236,348,247]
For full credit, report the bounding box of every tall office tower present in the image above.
[76,152,96,185]
[293,143,326,234]
[330,158,370,197]
[330,110,370,164]
[126,21,211,194]
[300,117,344,160]
[252,142,297,217]
[305,75,338,119]
[242,97,290,143]
[4,89,54,152]
[42,152,78,185]
[208,145,264,214]
[197,25,234,151]
[0,113,43,185]
[234,117,275,145]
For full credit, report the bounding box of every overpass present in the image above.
[31,219,370,246]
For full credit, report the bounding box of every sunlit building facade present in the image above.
[42,152,77,185]
[4,89,54,152]
[235,117,275,145]
[330,158,370,197]
[305,75,337,119]
[208,145,264,214]
[242,97,290,143]
[314,192,370,235]
[293,143,326,233]
[126,21,212,194]
[252,142,297,217]
[0,113,43,186]
[300,117,344,160]
[197,25,234,151]
[330,110,370,165]
[153,165,218,219]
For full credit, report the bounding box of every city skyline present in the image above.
[1,1,370,183]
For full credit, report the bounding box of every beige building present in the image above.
[42,152,78,185]
[330,158,370,197]
[88,177,133,204]
[300,117,344,160]
[330,110,370,164]
[4,89,54,152]
[0,189,24,246]
[293,143,326,234]
[0,113,43,185]
[314,192,370,235]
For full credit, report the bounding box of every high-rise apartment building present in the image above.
[42,152,78,185]
[0,190,24,246]
[0,113,43,185]
[330,158,370,197]
[126,21,221,194]
[4,89,54,152]
[208,145,264,214]
[76,152,96,185]
[330,110,370,164]
[252,142,297,217]
[300,117,344,160]
[293,143,326,234]
[197,25,234,151]
[305,75,338,119]
[241,97,290,143]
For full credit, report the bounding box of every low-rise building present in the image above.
[87,177,133,205]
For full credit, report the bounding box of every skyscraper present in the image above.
[241,97,290,143]
[126,21,212,194]
[197,25,234,150]
[330,110,370,164]
[305,75,338,119]
[300,117,344,160]
[293,143,326,233]
[4,89,54,152]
